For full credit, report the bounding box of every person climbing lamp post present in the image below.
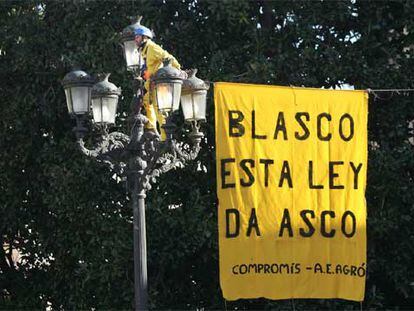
[61,18,209,311]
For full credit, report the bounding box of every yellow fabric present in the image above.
[215,82,368,301]
[142,39,180,76]
[141,39,181,140]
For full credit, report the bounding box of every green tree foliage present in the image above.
[0,0,413,309]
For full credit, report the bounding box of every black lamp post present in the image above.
[62,19,208,311]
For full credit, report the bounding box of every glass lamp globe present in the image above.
[151,59,185,114]
[120,16,144,71]
[61,70,94,116]
[91,74,121,125]
[180,69,209,123]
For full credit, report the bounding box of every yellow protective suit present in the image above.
[140,39,181,140]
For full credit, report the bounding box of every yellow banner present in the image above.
[215,82,368,301]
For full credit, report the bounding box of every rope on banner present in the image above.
[367,88,414,92]
[367,88,414,100]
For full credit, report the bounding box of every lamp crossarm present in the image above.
[76,131,131,173]
[138,137,202,191]
[77,131,130,157]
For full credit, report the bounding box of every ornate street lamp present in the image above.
[91,74,121,126]
[62,70,94,116]
[120,16,144,72]
[152,59,184,114]
[181,68,209,123]
[180,69,209,145]
[62,19,208,311]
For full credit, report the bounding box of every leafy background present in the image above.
[0,0,413,309]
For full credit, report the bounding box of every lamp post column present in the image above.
[128,113,148,311]
[131,178,147,311]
